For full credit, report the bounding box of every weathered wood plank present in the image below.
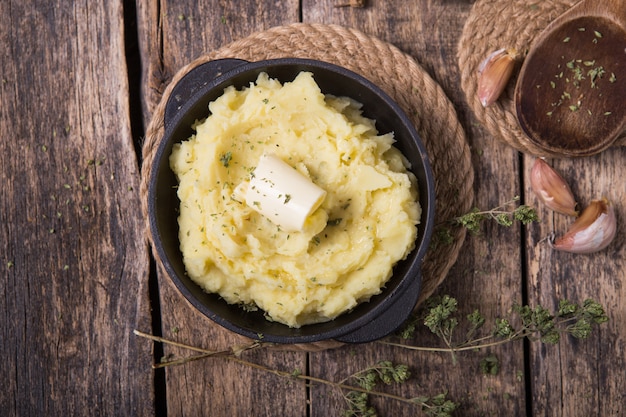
[137,0,302,123]
[0,1,153,416]
[136,1,309,416]
[524,150,626,416]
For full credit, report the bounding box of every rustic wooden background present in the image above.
[2,0,624,416]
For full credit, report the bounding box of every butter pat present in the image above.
[238,154,326,232]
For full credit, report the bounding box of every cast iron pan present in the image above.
[148,58,435,344]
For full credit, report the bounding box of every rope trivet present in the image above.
[458,0,626,157]
[140,23,474,350]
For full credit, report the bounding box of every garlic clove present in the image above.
[552,198,617,254]
[477,48,517,107]
[530,158,578,216]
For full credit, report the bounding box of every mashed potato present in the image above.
[170,71,420,327]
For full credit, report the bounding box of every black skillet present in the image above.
[148,58,435,343]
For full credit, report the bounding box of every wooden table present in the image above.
[2,1,625,416]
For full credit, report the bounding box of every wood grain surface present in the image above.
[2,0,625,416]
[0,0,153,416]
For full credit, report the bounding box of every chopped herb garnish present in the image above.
[220,151,232,168]
[588,66,605,88]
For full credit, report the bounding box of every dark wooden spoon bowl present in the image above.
[515,0,626,157]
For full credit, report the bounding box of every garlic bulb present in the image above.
[530,158,578,216]
[552,198,617,254]
[477,48,517,107]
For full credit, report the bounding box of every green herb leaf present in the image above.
[220,151,232,168]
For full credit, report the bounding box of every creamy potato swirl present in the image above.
[170,71,420,327]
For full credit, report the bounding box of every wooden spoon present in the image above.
[515,0,626,157]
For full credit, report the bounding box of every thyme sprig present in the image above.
[134,331,456,417]
[334,363,455,417]
[134,293,607,417]
[341,361,416,417]
[348,361,411,390]
[132,330,265,367]
[383,295,608,364]
[453,196,539,234]
[431,196,539,248]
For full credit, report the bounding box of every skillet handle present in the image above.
[334,274,421,344]
[164,58,248,129]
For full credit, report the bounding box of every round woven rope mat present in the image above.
[140,23,474,350]
[459,0,626,157]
